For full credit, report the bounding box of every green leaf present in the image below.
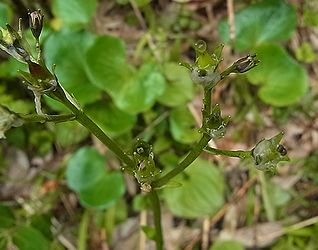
[12,226,49,250]
[295,42,317,64]
[79,172,125,209]
[247,44,309,106]
[85,35,131,96]
[55,121,89,147]
[169,106,200,144]
[141,226,156,241]
[52,0,97,28]
[114,63,166,113]
[158,63,194,107]
[218,0,296,51]
[163,158,224,218]
[84,101,136,136]
[0,3,12,26]
[210,240,245,250]
[0,204,14,228]
[66,147,105,192]
[44,29,102,107]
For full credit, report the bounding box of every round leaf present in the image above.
[12,226,49,250]
[247,44,309,106]
[169,106,200,144]
[158,63,194,107]
[52,0,97,28]
[163,158,224,218]
[84,101,136,136]
[114,64,166,113]
[79,172,125,209]
[218,0,296,51]
[44,29,102,107]
[66,147,105,192]
[86,35,132,96]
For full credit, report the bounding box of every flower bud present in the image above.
[200,104,231,139]
[132,139,161,186]
[233,54,259,73]
[252,132,289,173]
[28,10,44,40]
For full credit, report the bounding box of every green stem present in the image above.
[149,190,163,250]
[21,114,75,123]
[220,65,235,79]
[78,210,89,250]
[204,146,252,159]
[152,134,211,188]
[202,88,212,124]
[59,95,135,169]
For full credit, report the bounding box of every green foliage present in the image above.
[247,44,308,106]
[163,158,224,218]
[218,0,296,51]
[44,29,101,107]
[210,240,245,250]
[295,42,317,63]
[85,101,136,136]
[158,63,194,107]
[54,121,89,147]
[0,3,12,26]
[86,36,166,113]
[12,226,49,250]
[169,106,200,144]
[218,0,308,107]
[52,0,97,28]
[0,205,15,228]
[66,147,125,209]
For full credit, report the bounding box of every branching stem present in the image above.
[205,146,252,159]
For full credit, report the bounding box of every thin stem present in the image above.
[21,114,75,123]
[202,88,212,124]
[204,146,252,159]
[149,190,163,250]
[61,97,135,169]
[220,65,235,79]
[152,134,211,188]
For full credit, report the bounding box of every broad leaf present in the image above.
[247,44,308,106]
[52,0,97,28]
[114,64,166,113]
[158,63,194,107]
[66,147,105,192]
[79,172,125,209]
[44,29,101,107]
[218,0,296,51]
[86,35,131,96]
[169,106,200,144]
[84,101,136,136]
[163,158,224,218]
[12,226,49,250]
[55,121,89,147]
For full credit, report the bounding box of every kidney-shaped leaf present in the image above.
[79,172,125,209]
[44,29,101,106]
[163,158,224,218]
[247,44,308,106]
[84,101,136,136]
[218,0,296,51]
[66,147,105,192]
[114,64,166,113]
[169,106,200,144]
[52,0,97,27]
[158,63,194,107]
